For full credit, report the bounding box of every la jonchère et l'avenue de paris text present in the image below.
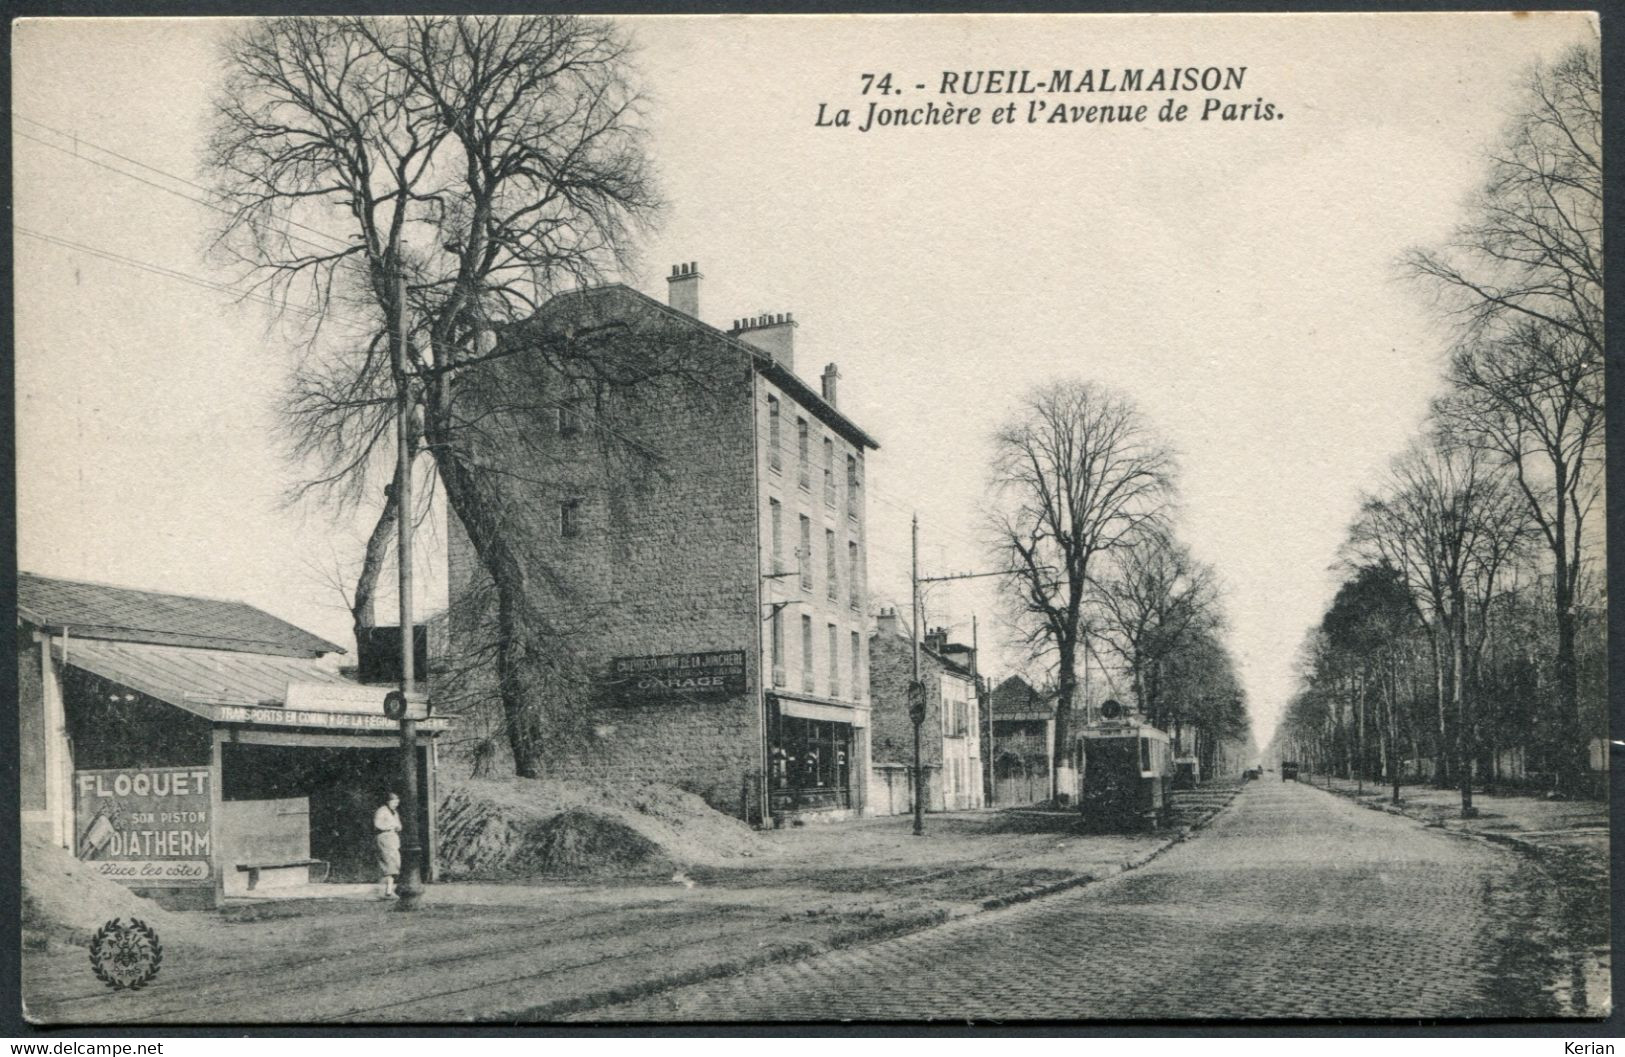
[816,66,1280,131]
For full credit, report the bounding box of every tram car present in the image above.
[1075,700,1175,831]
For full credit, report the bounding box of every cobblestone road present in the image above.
[587,779,1563,1021]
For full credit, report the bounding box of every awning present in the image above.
[771,693,868,727]
[55,638,448,733]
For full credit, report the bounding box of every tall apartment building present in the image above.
[447,263,878,824]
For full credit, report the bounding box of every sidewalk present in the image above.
[24,783,1241,1024]
[1299,772,1609,1014]
[1301,773,1606,857]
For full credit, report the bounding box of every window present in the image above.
[770,498,784,573]
[797,418,810,490]
[801,615,814,692]
[850,630,862,700]
[823,438,835,506]
[557,398,581,438]
[560,498,581,538]
[768,396,782,472]
[846,454,861,518]
[799,516,812,590]
[847,541,860,608]
[771,609,785,686]
[824,528,837,599]
[827,623,839,695]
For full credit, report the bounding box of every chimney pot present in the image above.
[666,261,701,317]
[820,362,840,407]
[734,309,798,372]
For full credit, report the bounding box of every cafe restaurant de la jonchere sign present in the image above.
[609,651,747,703]
[75,766,213,887]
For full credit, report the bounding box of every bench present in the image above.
[234,858,330,890]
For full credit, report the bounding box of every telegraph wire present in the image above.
[17,225,379,334]
[14,115,354,254]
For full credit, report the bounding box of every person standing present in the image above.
[373,791,402,900]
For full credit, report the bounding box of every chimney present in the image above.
[875,606,901,640]
[730,312,797,373]
[820,363,840,406]
[666,261,701,317]
[924,626,949,656]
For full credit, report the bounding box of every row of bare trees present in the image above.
[1276,42,1604,809]
[987,380,1251,794]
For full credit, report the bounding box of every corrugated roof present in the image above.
[60,638,352,719]
[18,572,343,657]
[58,638,448,732]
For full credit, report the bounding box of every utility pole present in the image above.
[909,513,925,837]
[391,267,423,911]
[974,614,990,809]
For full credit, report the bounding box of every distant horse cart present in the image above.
[1074,701,1174,831]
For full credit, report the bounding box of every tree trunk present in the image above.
[1429,628,1449,787]
[1052,642,1075,804]
[1553,552,1582,794]
[351,477,402,639]
[1452,594,1474,817]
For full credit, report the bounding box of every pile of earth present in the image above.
[22,828,203,948]
[437,777,772,880]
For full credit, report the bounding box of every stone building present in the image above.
[447,263,878,825]
[867,612,983,814]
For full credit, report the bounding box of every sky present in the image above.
[13,13,1598,750]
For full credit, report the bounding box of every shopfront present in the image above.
[765,695,864,817]
[19,573,447,910]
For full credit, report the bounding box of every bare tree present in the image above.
[988,380,1174,800]
[1093,529,1220,739]
[1435,320,1601,789]
[206,16,671,775]
[1405,43,1603,791]
[1405,43,1601,359]
[1350,437,1533,815]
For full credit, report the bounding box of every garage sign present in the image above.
[609,651,747,702]
[74,766,213,888]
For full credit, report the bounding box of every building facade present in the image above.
[986,674,1056,806]
[446,264,878,824]
[867,613,983,814]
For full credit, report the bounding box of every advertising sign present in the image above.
[74,766,213,887]
[609,651,747,702]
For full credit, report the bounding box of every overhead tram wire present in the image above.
[14,115,354,254]
[17,226,378,335]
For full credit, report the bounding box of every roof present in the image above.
[18,572,344,658]
[520,284,880,453]
[990,674,1056,719]
[58,638,447,733]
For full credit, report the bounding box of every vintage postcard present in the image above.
[12,11,1609,1027]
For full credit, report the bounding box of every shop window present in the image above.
[768,712,853,813]
[768,396,782,472]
